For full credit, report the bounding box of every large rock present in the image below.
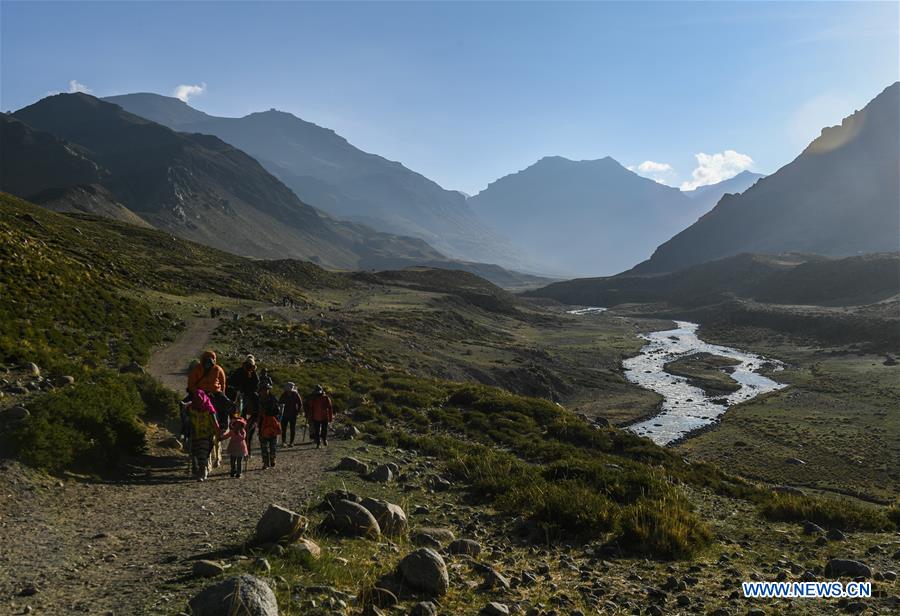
[322,490,361,509]
[410,601,438,616]
[480,603,509,616]
[24,362,41,378]
[192,560,225,578]
[369,464,394,483]
[449,539,482,556]
[825,559,871,579]
[325,499,381,537]
[254,504,307,545]
[119,361,145,374]
[360,498,408,536]
[398,548,449,596]
[188,574,277,616]
[0,406,30,422]
[416,527,455,543]
[288,538,322,564]
[337,457,369,474]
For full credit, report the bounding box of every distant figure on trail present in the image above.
[257,382,283,469]
[188,389,220,481]
[279,382,304,447]
[220,412,248,478]
[306,384,334,449]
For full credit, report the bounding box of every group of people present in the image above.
[180,351,334,481]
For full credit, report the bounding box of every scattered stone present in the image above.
[337,457,369,474]
[119,361,145,374]
[1,406,30,422]
[882,570,897,581]
[288,538,322,564]
[803,521,825,535]
[192,560,225,578]
[411,532,442,549]
[18,584,38,597]
[427,476,452,491]
[368,464,394,483]
[410,601,438,616]
[158,437,183,450]
[397,548,449,596]
[368,586,398,608]
[188,575,277,616]
[254,504,307,545]
[24,363,40,378]
[360,497,408,536]
[826,529,846,541]
[449,538,482,556]
[482,568,511,590]
[56,375,75,387]
[254,558,271,573]
[324,499,381,537]
[479,602,509,616]
[676,594,690,607]
[825,559,871,579]
[786,457,806,465]
[416,527,455,543]
[322,490,361,508]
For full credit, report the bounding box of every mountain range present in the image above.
[104,93,530,271]
[630,82,900,274]
[4,93,448,270]
[468,156,762,276]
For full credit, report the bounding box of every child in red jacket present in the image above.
[220,413,249,478]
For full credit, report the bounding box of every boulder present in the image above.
[188,574,277,616]
[369,464,394,483]
[824,559,871,579]
[24,362,41,378]
[825,529,846,541]
[416,527,455,543]
[56,375,75,387]
[398,548,449,596]
[192,560,225,578]
[119,361,145,374]
[410,601,438,616]
[360,498,408,536]
[802,520,825,535]
[288,538,321,564]
[322,490,361,509]
[411,532,442,549]
[253,504,307,545]
[449,539,481,556]
[480,603,509,616]
[0,406,30,422]
[337,457,369,474]
[774,485,806,496]
[325,499,381,537]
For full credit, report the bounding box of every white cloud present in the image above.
[627,160,677,186]
[680,150,754,191]
[173,83,206,103]
[67,80,92,94]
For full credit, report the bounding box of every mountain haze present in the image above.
[105,93,531,271]
[631,83,900,274]
[8,94,445,270]
[468,156,718,276]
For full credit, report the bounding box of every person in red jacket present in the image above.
[306,384,334,449]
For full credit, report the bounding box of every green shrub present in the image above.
[125,373,181,418]
[13,373,155,472]
[617,493,713,560]
[759,493,895,531]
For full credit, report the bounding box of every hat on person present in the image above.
[245,354,256,367]
[283,381,296,392]
[315,384,325,395]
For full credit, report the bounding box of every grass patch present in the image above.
[759,492,896,531]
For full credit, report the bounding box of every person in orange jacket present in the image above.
[188,350,226,395]
[187,350,229,467]
[306,384,334,449]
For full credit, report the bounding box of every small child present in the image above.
[220,412,249,478]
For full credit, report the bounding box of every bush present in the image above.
[617,493,713,560]
[13,373,158,472]
[759,493,895,531]
[125,373,181,418]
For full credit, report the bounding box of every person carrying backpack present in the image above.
[188,389,220,481]
[306,384,334,449]
[279,382,304,447]
[257,382,283,469]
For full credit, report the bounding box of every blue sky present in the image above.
[2,1,897,194]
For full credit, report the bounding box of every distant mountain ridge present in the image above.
[631,83,900,274]
[682,170,765,213]
[104,93,532,271]
[468,155,741,276]
[7,93,446,270]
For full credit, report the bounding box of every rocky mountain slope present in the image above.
[682,170,765,214]
[468,156,719,277]
[9,93,450,271]
[105,93,530,271]
[632,83,900,274]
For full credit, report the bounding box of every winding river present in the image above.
[569,309,786,445]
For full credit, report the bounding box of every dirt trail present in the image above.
[0,319,336,615]
[146,317,221,392]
